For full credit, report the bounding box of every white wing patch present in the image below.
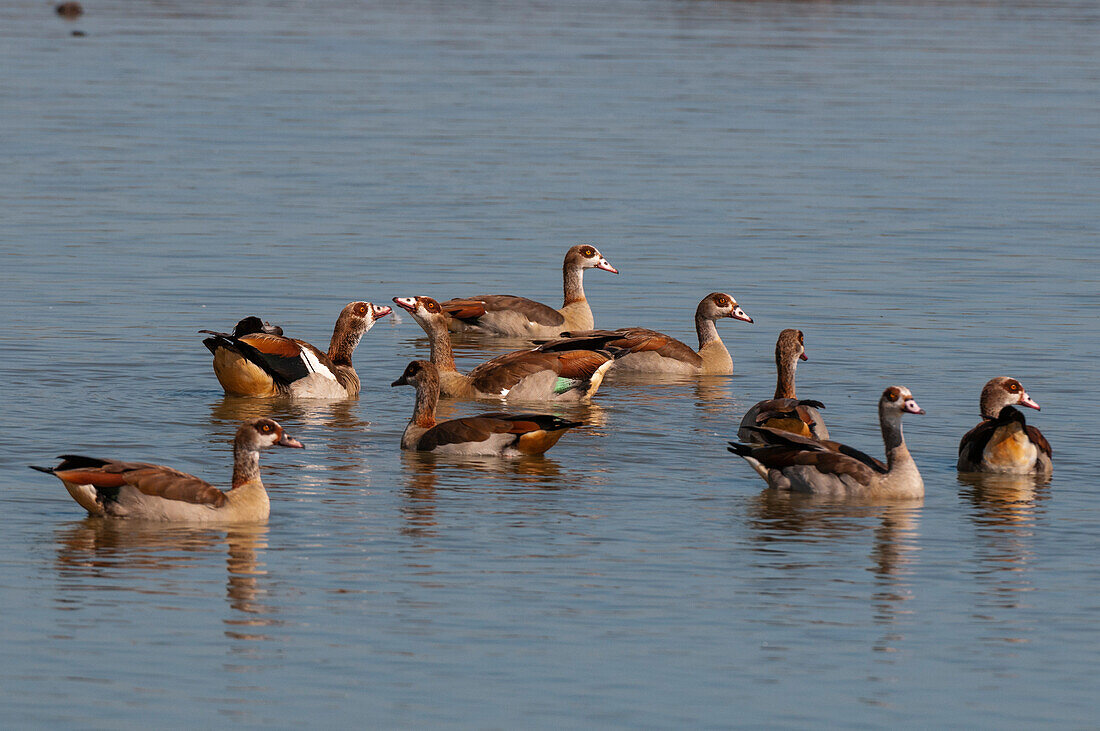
[300,348,337,382]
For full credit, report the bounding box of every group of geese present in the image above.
[31,245,1053,522]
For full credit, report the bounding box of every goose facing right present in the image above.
[728,386,925,499]
[957,377,1051,475]
[29,418,303,521]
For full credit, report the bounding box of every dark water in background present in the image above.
[2,0,1098,725]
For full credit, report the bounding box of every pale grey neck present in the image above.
[774,355,797,400]
[563,264,586,306]
[695,315,721,350]
[879,406,909,470]
[232,442,260,489]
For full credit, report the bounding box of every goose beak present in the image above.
[902,398,925,415]
[391,375,408,387]
[1019,392,1040,410]
[373,304,393,319]
[392,297,417,314]
[799,351,809,361]
[731,306,753,324]
[596,258,618,274]
[277,434,305,449]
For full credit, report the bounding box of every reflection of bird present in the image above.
[539,292,753,376]
[729,387,925,498]
[440,245,618,337]
[201,303,391,398]
[392,361,584,456]
[394,296,614,401]
[30,419,303,521]
[738,329,828,441]
[55,2,83,18]
[958,377,1051,476]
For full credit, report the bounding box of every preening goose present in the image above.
[440,244,618,337]
[737,329,828,441]
[201,302,391,398]
[728,386,925,499]
[393,296,614,402]
[29,418,303,521]
[392,361,584,455]
[538,292,752,375]
[957,377,1051,475]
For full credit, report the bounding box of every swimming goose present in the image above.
[393,296,614,402]
[440,244,618,337]
[537,292,752,375]
[392,360,584,455]
[737,329,828,441]
[30,418,303,521]
[201,302,391,398]
[728,386,925,499]
[957,377,1052,475]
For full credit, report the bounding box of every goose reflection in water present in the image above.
[53,521,279,641]
[958,472,1049,632]
[399,452,574,538]
[746,491,922,656]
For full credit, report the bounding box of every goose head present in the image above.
[698,292,753,324]
[776,328,807,365]
[238,418,304,450]
[565,244,618,274]
[392,296,447,327]
[881,386,925,416]
[391,360,440,391]
[979,377,1039,419]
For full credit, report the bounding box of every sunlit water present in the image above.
[2,0,1098,725]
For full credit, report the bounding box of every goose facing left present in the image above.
[201,302,391,398]
[30,418,304,521]
[392,360,584,455]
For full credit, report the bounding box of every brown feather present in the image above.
[1025,425,1052,458]
[443,295,565,327]
[417,417,514,451]
[237,333,305,358]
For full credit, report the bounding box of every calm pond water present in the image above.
[2,0,1099,725]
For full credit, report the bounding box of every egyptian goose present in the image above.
[393,296,614,402]
[538,292,752,375]
[957,377,1052,475]
[392,360,584,455]
[728,386,925,499]
[29,418,304,521]
[200,315,284,339]
[201,302,391,398]
[440,244,618,337]
[737,329,828,441]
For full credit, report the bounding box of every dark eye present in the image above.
[582,247,596,258]
[1009,383,1020,392]
[715,297,729,307]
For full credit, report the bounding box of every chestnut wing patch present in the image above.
[48,458,227,507]
[232,333,312,385]
[1025,425,1052,458]
[553,349,613,380]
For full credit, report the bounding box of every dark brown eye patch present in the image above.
[425,301,439,312]
[581,247,596,257]
[1007,382,1020,392]
[260,423,273,433]
[714,296,729,307]
[885,387,901,401]
[355,304,368,316]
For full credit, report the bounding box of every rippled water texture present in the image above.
[2,0,1098,725]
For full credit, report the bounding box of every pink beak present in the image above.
[903,398,925,415]
[799,352,809,361]
[1019,392,1040,411]
[596,258,619,274]
[373,305,393,319]
[392,297,417,314]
